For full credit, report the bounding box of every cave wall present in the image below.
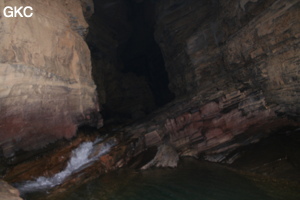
[155,0,299,115]
[0,0,298,163]
[1,0,299,187]
[0,0,101,157]
[121,0,300,162]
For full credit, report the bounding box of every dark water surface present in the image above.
[27,159,300,200]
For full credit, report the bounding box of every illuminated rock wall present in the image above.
[0,0,101,157]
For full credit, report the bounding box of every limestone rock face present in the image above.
[156,0,299,105]
[118,0,300,162]
[146,0,300,156]
[0,0,101,157]
[155,0,300,116]
[0,179,22,200]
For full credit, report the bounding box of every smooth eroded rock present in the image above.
[0,180,22,200]
[141,144,179,169]
[0,0,101,157]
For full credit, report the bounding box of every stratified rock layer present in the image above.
[155,0,300,115]
[0,0,101,157]
[145,0,300,158]
[101,0,300,166]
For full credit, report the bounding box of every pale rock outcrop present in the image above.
[141,144,179,169]
[0,0,101,157]
[0,179,22,200]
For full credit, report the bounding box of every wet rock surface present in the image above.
[2,130,127,197]
[2,127,300,199]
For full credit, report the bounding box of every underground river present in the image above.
[22,158,300,200]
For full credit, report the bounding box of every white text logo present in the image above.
[3,6,33,18]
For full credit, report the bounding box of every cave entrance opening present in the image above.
[87,0,175,124]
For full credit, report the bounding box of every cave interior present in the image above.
[87,0,175,123]
[0,0,300,199]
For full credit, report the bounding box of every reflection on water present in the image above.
[27,159,300,200]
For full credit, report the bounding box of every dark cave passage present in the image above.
[87,0,175,122]
[119,1,175,107]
